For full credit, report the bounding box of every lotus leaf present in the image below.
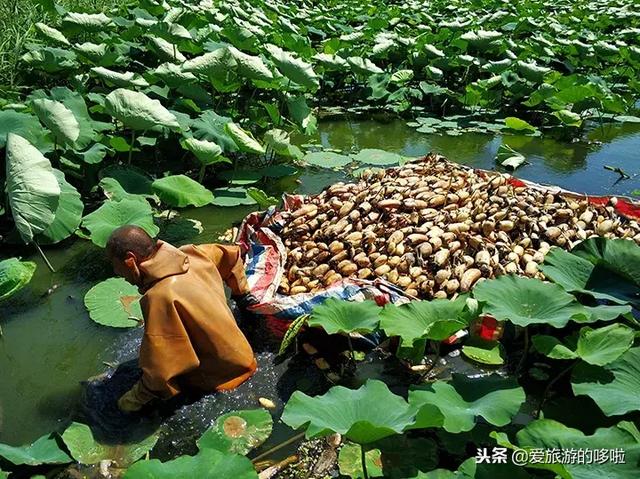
[265,44,319,90]
[496,143,527,170]
[124,448,257,479]
[504,117,536,132]
[351,148,404,166]
[246,187,279,208]
[182,47,237,77]
[31,98,80,146]
[0,110,53,152]
[197,409,273,455]
[22,47,77,73]
[105,89,179,131]
[282,379,414,444]
[534,323,635,366]
[380,295,470,347]
[153,63,197,86]
[0,258,36,302]
[84,277,143,328]
[286,95,317,134]
[552,109,582,127]
[347,56,384,75]
[263,129,303,159]
[409,375,525,433]
[494,419,640,479]
[35,23,70,46]
[148,36,185,63]
[181,138,227,166]
[572,237,640,287]
[211,187,257,207]
[62,12,112,30]
[191,111,238,152]
[152,175,214,208]
[5,133,60,243]
[39,169,83,244]
[309,298,382,335]
[229,46,274,82]
[338,443,383,479]
[100,166,154,197]
[472,275,631,328]
[0,433,70,466]
[81,197,159,248]
[224,122,265,154]
[91,67,150,88]
[461,340,505,365]
[572,347,640,416]
[303,151,352,168]
[62,422,158,466]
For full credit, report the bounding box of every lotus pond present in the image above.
[1,0,640,477]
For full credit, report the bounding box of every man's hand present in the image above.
[233,292,260,311]
[118,386,147,412]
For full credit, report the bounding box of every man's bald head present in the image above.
[106,225,157,261]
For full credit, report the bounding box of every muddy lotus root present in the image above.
[277,154,640,299]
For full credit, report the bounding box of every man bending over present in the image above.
[106,225,257,412]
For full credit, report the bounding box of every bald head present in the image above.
[106,225,157,261]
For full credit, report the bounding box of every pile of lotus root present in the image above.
[278,154,640,299]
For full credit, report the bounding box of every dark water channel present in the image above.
[1,118,639,458]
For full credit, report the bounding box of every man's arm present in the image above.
[118,294,200,412]
[195,244,250,296]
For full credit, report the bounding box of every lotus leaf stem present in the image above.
[361,444,369,479]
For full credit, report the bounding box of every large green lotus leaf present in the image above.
[246,187,278,208]
[0,433,70,466]
[181,138,228,166]
[460,30,503,50]
[105,89,179,131]
[461,339,506,365]
[197,409,273,455]
[152,63,197,87]
[100,165,154,197]
[123,448,257,479]
[380,296,470,346]
[45,87,113,149]
[78,143,109,165]
[224,123,265,155]
[62,12,113,30]
[39,169,83,244]
[5,133,60,243]
[191,111,238,152]
[351,149,404,166]
[148,36,185,63]
[0,110,53,152]
[217,170,262,185]
[572,347,640,416]
[516,60,551,82]
[228,46,273,82]
[91,67,149,88]
[21,47,77,73]
[534,323,635,366]
[495,419,640,479]
[282,379,414,444]
[504,117,536,132]
[31,98,80,146]
[35,23,70,46]
[572,237,640,289]
[73,42,108,62]
[313,53,349,70]
[539,246,639,305]
[408,458,478,479]
[286,95,317,134]
[152,175,214,208]
[211,187,257,207]
[62,422,158,466]
[309,298,382,335]
[347,56,384,75]
[84,277,143,328]
[182,47,237,77]
[553,109,582,127]
[303,151,352,168]
[263,129,303,159]
[472,275,631,328]
[265,44,319,90]
[81,197,159,248]
[409,374,524,433]
[0,258,36,302]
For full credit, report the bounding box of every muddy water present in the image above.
[1,119,639,455]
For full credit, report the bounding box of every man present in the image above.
[106,225,258,412]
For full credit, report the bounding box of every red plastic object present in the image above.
[477,315,503,341]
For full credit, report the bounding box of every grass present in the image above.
[0,0,129,89]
